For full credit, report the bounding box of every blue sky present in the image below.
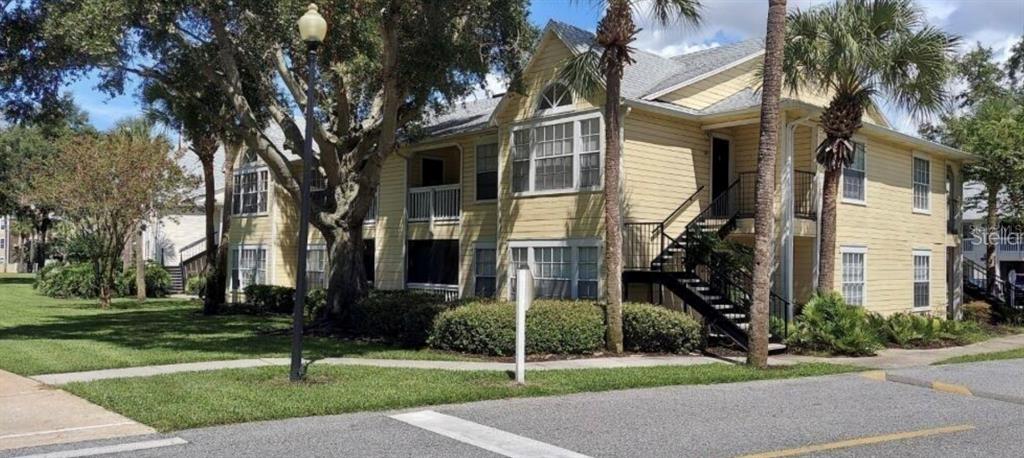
[68,0,1023,135]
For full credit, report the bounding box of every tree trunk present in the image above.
[98,256,115,309]
[748,0,787,369]
[198,140,219,314]
[985,182,1000,297]
[208,142,239,308]
[817,168,841,291]
[601,48,625,354]
[322,225,368,326]
[135,226,146,301]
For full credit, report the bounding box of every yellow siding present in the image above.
[833,134,957,315]
[373,153,407,289]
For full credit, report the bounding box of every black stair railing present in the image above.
[963,258,1024,308]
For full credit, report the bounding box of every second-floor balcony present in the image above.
[407,145,461,223]
[408,184,461,222]
[736,170,817,220]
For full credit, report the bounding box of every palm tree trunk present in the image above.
[817,168,841,291]
[985,181,1000,297]
[198,139,219,314]
[603,61,624,354]
[748,0,787,368]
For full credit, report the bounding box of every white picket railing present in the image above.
[407,282,460,301]
[408,184,460,222]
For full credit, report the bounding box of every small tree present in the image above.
[30,123,192,307]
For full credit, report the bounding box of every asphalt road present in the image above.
[7,359,1024,458]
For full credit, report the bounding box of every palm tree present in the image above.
[781,0,957,292]
[748,0,787,369]
[560,0,701,353]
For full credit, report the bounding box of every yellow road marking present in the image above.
[737,424,975,458]
[860,370,887,382]
[932,381,973,396]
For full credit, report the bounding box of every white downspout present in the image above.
[783,116,813,322]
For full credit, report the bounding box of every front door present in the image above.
[422,158,445,187]
[711,137,731,216]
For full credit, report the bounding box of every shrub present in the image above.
[242,285,296,314]
[117,261,172,298]
[306,288,327,321]
[35,262,98,298]
[963,301,992,324]
[786,292,883,356]
[878,313,985,348]
[346,290,455,347]
[185,274,207,299]
[428,300,605,356]
[622,303,701,353]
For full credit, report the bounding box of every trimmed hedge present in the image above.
[428,300,606,356]
[240,285,296,314]
[345,290,455,347]
[622,303,702,353]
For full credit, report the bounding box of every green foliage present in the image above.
[240,285,296,315]
[34,262,98,298]
[116,262,172,298]
[621,303,702,354]
[305,288,327,322]
[877,313,986,348]
[428,301,605,356]
[345,290,456,347]
[786,292,883,356]
[185,275,207,299]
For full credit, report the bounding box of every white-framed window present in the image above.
[232,169,269,215]
[231,245,267,291]
[537,82,573,112]
[507,240,601,300]
[913,250,931,309]
[307,244,328,290]
[474,243,497,297]
[475,143,498,201]
[841,246,867,306]
[913,156,931,213]
[842,142,866,203]
[509,113,603,196]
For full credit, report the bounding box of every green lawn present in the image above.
[63,362,860,431]
[0,276,467,376]
[935,348,1024,365]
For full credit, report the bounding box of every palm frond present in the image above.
[643,0,703,27]
[557,48,603,99]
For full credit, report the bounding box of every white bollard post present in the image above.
[515,268,533,385]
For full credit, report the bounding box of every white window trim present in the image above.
[840,139,868,206]
[912,248,932,310]
[506,239,602,300]
[232,164,272,217]
[473,241,497,297]
[474,141,499,203]
[231,243,269,291]
[912,152,932,215]
[840,245,868,306]
[509,111,605,198]
[534,83,575,116]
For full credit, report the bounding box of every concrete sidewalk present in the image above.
[774,333,1024,369]
[32,354,725,385]
[0,370,154,451]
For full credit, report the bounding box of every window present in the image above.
[364,239,375,284]
[579,118,601,188]
[474,246,496,297]
[913,250,930,308]
[510,115,602,195]
[307,245,327,289]
[365,190,379,223]
[0,239,4,249]
[231,246,267,291]
[537,83,572,111]
[841,247,866,306]
[232,169,269,215]
[508,242,601,300]
[913,156,931,212]
[475,143,498,201]
[842,142,866,203]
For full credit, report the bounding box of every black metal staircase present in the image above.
[623,179,791,352]
[963,258,1024,309]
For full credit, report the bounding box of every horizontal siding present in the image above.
[662,61,758,110]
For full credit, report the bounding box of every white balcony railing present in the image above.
[408,184,460,222]
[407,282,460,301]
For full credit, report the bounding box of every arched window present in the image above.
[537,83,572,111]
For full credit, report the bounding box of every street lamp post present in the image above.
[292,3,327,382]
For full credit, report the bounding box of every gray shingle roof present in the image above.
[702,87,761,115]
[418,20,767,136]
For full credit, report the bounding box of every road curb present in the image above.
[860,370,1024,405]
